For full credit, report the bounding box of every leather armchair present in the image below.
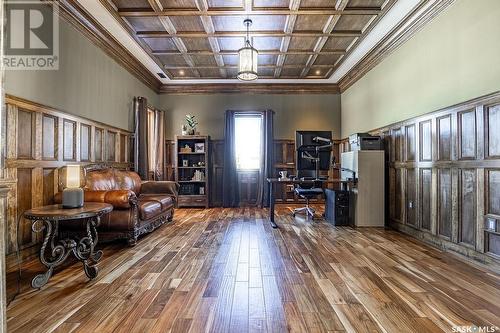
[55,166,178,246]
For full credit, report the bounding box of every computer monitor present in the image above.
[295,130,332,171]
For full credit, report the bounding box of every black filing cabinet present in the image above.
[324,189,350,226]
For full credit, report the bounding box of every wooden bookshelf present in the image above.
[174,135,209,208]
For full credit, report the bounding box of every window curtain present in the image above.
[258,110,275,207]
[134,97,166,180]
[222,110,239,207]
[222,110,274,207]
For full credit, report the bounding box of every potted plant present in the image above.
[185,115,198,135]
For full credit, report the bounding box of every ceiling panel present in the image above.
[158,54,190,66]
[169,16,205,32]
[294,15,331,31]
[284,54,309,65]
[191,54,218,66]
[160,0,198,9]
[218,37,245,51]
[223,55,239,65]
[212,15,287,31]
[208,0,244,8]
[111,0,150,9]
[313,54,342,65]
[348,0,387,7]
[182,38,213,51]
[300,0,338,8]
[252,37,282,51]
[288,36,318,51]
[253,0,289,8]
[142,37,178,51]
[126,17,166,32]
[333,14,375,32]
[323,36,356,50]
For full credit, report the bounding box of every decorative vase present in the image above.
[188,129,195,135]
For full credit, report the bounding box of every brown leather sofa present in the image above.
[56,166,179,246]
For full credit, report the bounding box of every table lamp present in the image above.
[62,165,84,208]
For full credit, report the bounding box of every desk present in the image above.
[267,178,352,228]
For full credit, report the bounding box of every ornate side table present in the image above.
[23,203,113,289]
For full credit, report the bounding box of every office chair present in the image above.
[292,170,324,218]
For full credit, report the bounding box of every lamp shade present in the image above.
[237,46,258,81]
[66,165,81,188]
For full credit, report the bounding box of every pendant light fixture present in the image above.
[237,19,258,81]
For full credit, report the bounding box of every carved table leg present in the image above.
[73,215,102,280]
[31,219,72,289]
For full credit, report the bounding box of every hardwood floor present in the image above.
[6,206,500,333]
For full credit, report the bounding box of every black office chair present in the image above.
[292,170,324,218]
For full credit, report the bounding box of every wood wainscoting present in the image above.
[165,139,341,207]
[340,91,500,266]
[3,95,133,303]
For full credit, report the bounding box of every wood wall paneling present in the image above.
[95,128,104,161]
[107,131,117,162]
[405,168,417,226]
[420,168,432,231]
[4,95,133,302]
[16,110,34,159]
[80,124,91,162]
[63,120,76,161]
[419,120,432,161]
[362,91,500,265]
[458,109,476,160]
[485,103,500,158]
[437,115,451,161]
[42,114,57,160]
[459,169,476,247]
[405,124,416,162]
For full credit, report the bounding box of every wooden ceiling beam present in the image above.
[146,0,163,12]
[118,8,381,17]
[274,0,301,78]
[159,83,340,94]
[137,31,362,38]
[195,0,227,78]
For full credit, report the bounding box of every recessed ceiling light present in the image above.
[315,70,321,75]
[179,70,185,76]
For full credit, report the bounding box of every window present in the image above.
[235,114,262,170]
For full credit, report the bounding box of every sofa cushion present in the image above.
[139,194,174,210]
[84,169,117,191]
[138,200,162,220]
[114,169,142,195]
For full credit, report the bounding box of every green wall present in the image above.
[5,17,158,131]
[160,93,341,140]
[340,0,500,138]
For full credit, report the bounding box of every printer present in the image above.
[349,133,383,151]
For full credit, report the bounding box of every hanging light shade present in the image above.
[237,19,258,81]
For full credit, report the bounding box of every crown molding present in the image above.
[159,83,340,95]
[57,0,163,93]
[338,0,456,92]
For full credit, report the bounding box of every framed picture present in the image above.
[182,160,188,167]
[194,143,205,153]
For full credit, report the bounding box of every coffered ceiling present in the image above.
[105,0,392,81]
[62,0,453,92]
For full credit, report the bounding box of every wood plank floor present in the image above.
[6,206,500,333]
